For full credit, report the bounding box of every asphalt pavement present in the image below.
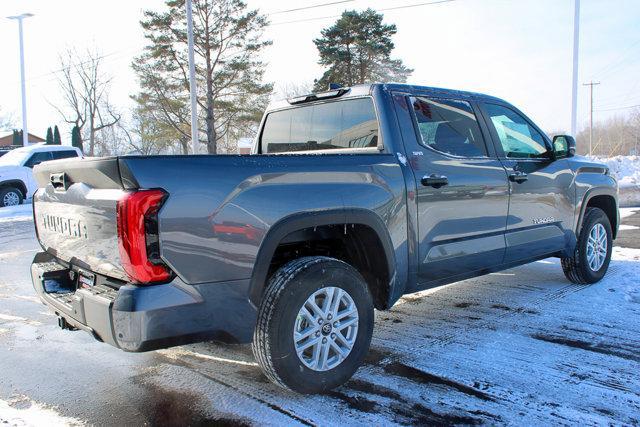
[0,209,639,425]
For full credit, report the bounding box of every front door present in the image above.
[400,96,511,288]
[479,102,574,262]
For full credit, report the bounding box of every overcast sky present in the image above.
[0,0,639,142]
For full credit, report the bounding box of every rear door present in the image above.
[51,150,80,160]
[401,96,510,287]
[478,102,574,262]
[23,151,53,198]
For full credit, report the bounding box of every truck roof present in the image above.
[7,143,81,154]
[267,83,507,111]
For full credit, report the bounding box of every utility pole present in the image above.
[583,81,600,156]
[570,0,580,137]
[7,13,34,147]
[186,0,199,154]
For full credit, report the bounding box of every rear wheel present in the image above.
[252,256,374,394]
[562,207,613,284]
[0,187,23,207]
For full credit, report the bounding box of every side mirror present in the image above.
[552,135,576,159]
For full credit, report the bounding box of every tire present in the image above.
[252,256,374,394]
[0,187,23,208]
[561,207,613,284]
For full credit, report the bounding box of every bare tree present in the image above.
[0,107,15,131]
[54,48,120,156]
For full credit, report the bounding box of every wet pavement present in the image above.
[0,209,639,425]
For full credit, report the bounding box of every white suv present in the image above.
[0,144,83,207]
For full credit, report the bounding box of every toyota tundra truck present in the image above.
[30,83,618,393]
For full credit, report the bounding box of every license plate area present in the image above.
[77,270,96,289]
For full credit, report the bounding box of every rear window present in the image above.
[260,98,379,153]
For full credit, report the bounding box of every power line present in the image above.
[270,0,458,25]
[592,36,640,79]
[595,103,640,112]
[26,49,137,83]
[267,0,355,16]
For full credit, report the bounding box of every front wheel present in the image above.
[562,207,613,284]
[0,187,23,207]
[252,256,374,394]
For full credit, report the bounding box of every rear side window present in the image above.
[51,150,79,160]
[410,97,487,157]
[261,98,378,153]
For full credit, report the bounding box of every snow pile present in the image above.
[590,156,640,206]
[589,155,640,188]
[0,396,84,426]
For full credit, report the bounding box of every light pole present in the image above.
[7,13,34,147]
[570,0,580,137]
[186,0,199,154]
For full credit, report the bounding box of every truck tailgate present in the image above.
[33,158,132,282]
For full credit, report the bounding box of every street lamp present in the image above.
[7,13,34,147]
[185,0,198,154]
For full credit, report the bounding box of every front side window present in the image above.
[485,104,549,159]
[24,152,52,168]
[411,97,487,157]
[260,98,378,153]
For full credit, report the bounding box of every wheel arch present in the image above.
[577,188,618,239]
[0,180,27,199]
[249,209,397,310]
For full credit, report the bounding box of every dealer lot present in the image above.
[0,207,639,425]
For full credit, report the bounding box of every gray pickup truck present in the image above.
[30,83,618,393]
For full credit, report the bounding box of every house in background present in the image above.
[0,132,45,148]
[237,137,254,154]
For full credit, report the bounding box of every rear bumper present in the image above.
[31,252,257,351]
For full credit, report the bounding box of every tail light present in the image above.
[116,189,172,284]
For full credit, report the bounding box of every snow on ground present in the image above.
[0,396,83,427]
[1,202,639,425]
[0,203,32,223]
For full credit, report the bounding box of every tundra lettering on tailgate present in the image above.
[41,214,88,239]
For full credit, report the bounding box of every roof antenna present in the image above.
[328,83,342,90]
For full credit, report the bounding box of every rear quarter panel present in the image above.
[120,154,408,289]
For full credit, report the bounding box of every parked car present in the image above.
[0,144,82,207]
[0,149,9,157]
[29,83,618,393]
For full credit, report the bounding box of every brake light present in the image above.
[116,189,172,284]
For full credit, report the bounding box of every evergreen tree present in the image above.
[133,0,272,154]
[313,9,412,91]
[53,125,62,145]
[12,130,21,146]
[71,126,83,153]
[46,127,54,145]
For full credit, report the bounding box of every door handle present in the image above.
[421,174,448,188]
[508,171,528,183]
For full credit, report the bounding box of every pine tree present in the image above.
[12,130,21,146]
[46,127,54,145]
[71,126,83,153]
[313,9,412,91]
[133,0,272,154]
[53,125,62,145]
